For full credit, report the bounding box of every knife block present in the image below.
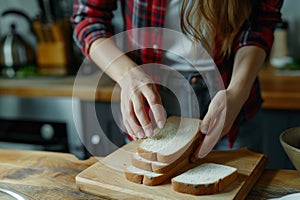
[35,19,73,75]
[37,42,69,75]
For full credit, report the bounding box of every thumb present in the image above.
[200,110,211,134]
[192,111,224,161]
[191,112,212,162]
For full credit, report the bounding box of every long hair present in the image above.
[180,0,254,57]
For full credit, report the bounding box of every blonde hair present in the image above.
[180,0,254,57]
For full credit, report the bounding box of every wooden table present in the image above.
[0,148,299,200]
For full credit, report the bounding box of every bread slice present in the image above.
[125,150,192,186]
[131,133,204,173]
[137,116,202,163]
[171,163,238,195]
[131,152,168,172]
[125,135,204,185]
[125,116,204,185]
[124,165,165,186]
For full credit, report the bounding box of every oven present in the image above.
[0,96,86,159]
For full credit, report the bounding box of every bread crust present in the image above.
[136,148,157,161]
[124,160,183,186]
[132,134,204,173]
[137,116,202,163]
[131,153,167,172]
[125,135,205,186]
[156,130,201,163]
[125,116,206,186]
[171,167,238,195]
[124,171,144,184]
[124,170,166,186]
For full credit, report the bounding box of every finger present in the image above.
[194,112,224,159]
[200,111,211,134]
[128,108,146,139]
[190,134,205,163]
[201,97,225,134]
[149,104,166,129]
[143,87,166,129]
[122,98,145,139]
[131,93,153,137]
[121,101,138,140]
[124,119,137,140]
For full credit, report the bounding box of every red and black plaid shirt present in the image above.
[71,0,283,147]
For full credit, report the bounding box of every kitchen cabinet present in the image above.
[259,109,299,169]
[79,100,125,157]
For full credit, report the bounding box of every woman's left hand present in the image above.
[191,46,266,161]
[192,88,247,160]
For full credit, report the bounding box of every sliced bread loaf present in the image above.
[125,116,204,186]
[125,149,193,186]
[131,152,168,172]
[137,116,202,163]
[132,133,204,173]
[171,163,238,195]
[124,165,165,186]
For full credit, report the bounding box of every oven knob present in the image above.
[40,124,55,140]
[91,134,101,145]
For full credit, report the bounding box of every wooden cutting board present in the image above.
[76,141,267,200]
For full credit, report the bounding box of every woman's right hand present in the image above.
[89,38,166,140]
[119,67,166,140]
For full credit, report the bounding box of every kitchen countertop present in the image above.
[0,148,299,200]
[259,65,300,110]
[0,73,120,102]
[0,65,299,109]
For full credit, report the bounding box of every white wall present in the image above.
[281,0,300,58]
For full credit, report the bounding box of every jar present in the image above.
[270,20,289,58]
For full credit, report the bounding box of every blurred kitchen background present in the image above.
[0,0,299,170]
[0,0,77,76]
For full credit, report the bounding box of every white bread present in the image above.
[171,163,238,195]
[131,153,168,172]
[131,132,204,173]
[124,165,165,186]
[126,135,204,185]
[137,116,202,163]
[125,150,193,186]
[125,116,204,185]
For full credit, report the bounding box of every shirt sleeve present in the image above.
[233,0,284,57]
[71,0,117,56]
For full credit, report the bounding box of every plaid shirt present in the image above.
[71,0,283,147]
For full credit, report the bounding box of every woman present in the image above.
[71,0,283,160]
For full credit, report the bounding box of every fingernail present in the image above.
[158,120,165,129]
[201,125,208,134]
[137,132,144,139]
[198,150,208,158]
[145,129,152,137]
